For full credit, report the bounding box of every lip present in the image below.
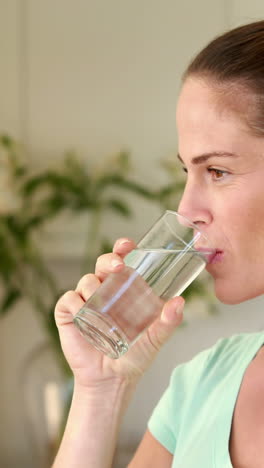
[195,247,216,263]
[207,250,224,265]
[195,247,224,264]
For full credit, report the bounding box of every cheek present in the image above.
[213,193,243,237]
[219,183,263,226]
[227,201,264,261]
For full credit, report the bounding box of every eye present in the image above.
[207,168,227,180]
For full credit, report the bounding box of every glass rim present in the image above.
[164,210,207,236]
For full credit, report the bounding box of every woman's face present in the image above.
[176,78,264,304]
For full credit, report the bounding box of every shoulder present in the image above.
[147,332,260,453]
[171,331,259,383]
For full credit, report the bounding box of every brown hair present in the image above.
[183,20,264,136]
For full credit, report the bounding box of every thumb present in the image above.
[160,296,185,324]
[147,297,185,350]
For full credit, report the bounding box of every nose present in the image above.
[177,178,212,228]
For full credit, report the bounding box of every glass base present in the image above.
[73,309,129,359]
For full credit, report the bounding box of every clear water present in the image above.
[83,249,206,343]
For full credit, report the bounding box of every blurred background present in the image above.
[1,1,264,467]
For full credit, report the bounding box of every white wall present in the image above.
[2,0,230,259]
[0,1,21,137]
[1,1,264,467]
[230,0,264,26]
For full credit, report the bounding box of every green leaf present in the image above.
[0,252,17,280]
[0,134,13,148]
[100,238,113,255]
[181,278,208,300]
[157,182,185,199]
[96,175,156,199]
[14,165,28,179]
[0,287,21,315]
[106,199,132,217]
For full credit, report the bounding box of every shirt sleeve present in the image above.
[147,346,213,454]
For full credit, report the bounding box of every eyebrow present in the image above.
[177,151,239,165]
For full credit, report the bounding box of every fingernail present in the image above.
[176,300,184,317]
[119,239,131,246]
[112,259,123,268]
[161,298,184,323]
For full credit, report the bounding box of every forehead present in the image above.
[176,78,256,159]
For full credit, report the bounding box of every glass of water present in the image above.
[73,211,215,359]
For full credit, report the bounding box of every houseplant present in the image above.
[0,134,215,462]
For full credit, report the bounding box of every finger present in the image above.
[146,297,185,351]
[95,252,124,281]
[75,273,101,301]
[54,291,95,359]
[55,290,85,326]
[112,237,137,257]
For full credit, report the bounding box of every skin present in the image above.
[177,77,264,305]
[53,237,183,468]
[53,77,264,467]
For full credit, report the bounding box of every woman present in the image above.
[53,20,264,468]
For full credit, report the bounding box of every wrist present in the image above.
[73,376,136,410]
[53,377,135,468]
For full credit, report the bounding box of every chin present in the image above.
[214,282,262,305]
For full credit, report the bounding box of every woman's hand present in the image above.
[55,238,184,390]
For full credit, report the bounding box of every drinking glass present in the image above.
[73,211,214,359]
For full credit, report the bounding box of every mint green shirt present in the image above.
[148,332,264,467]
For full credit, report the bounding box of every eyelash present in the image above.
[182,167,228,181]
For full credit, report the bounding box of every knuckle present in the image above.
[55,289,76,310]
[76,274,101,300]
[95,253,108,267]
[62,290,76,302]
[95,252,116,269]
[77,273,95,288]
